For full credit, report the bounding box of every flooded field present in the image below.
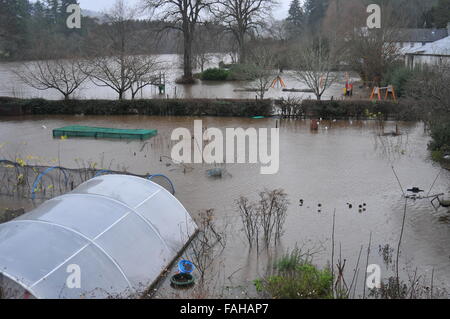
[0,55,359,101]
[0,115,449,298]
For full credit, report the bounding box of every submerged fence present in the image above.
[0,160,175,200]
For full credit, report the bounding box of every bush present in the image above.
[227,64,258,81]
[255,250,333,299]
[429,119,450,153]
[200,68,230,81]
[382,67,417,97]
[299,100,416,120]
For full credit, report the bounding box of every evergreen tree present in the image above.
[0,0,32,58]
[44,0,60,24]
[287,0,304,27]
[303,0,330,32]
[286,0,305,38]
[432,0,450,28]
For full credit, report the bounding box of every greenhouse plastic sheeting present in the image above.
[0,175,197,299]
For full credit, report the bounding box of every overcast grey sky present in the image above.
[78,0,291,20]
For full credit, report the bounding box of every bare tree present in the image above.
[292,38,339,100]
[213,0,276,63]
[236,196,259,249]
[245,44,277,99]
[128,55,162,99]
[85,0,139,100]
[236,189,289,250]
[86,55,134,100]
[257,189,289,248]
[14,59,89,100]
[192,30,213,73]
[192,23,225,72]
[345,3,404,86]
[142,0,214,83]
[322,0,366,48]
[188,209,227,284]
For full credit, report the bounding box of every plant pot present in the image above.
[170,273,195,289]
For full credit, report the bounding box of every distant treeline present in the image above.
[0,0,233,61]
[2,0,449,62]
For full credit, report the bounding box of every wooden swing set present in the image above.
[370,85,397,101]
[271,75,287,89]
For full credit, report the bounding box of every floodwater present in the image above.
[0,115,449,298]
[0,54,360,100]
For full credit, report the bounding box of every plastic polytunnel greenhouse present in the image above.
[0,175,198,299]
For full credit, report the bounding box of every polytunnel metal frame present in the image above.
[0,174,198,299]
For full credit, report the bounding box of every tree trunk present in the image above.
[237,30,246,64]
[182,27,194,82]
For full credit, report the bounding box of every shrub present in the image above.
[299,100,415,120]
[227,64,258,81]
[429,119,450,153]
[0,97,273,117]
[200,68,230,81]
[382,67,418,98]
[255,249,333,299]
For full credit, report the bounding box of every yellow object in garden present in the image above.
[16,158,26,167]
[17,174,24,183]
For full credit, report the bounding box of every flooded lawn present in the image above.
[0,115,449,298]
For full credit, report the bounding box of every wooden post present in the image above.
[370,87,381,100]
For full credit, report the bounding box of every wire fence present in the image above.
[0,160,175,200]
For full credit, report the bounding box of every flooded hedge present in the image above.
[0,97,419,120]
[300,100,419,121]
[0,97,273,117]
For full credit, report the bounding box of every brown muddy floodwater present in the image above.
[0,115,449,298]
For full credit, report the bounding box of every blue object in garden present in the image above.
[31,166,69,200]
[178,260,195,274]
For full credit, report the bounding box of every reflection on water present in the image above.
[0,115,449,297]
[0,54,358,100]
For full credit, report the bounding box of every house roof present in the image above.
[393,28,448,43]
[406,36,450,56]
